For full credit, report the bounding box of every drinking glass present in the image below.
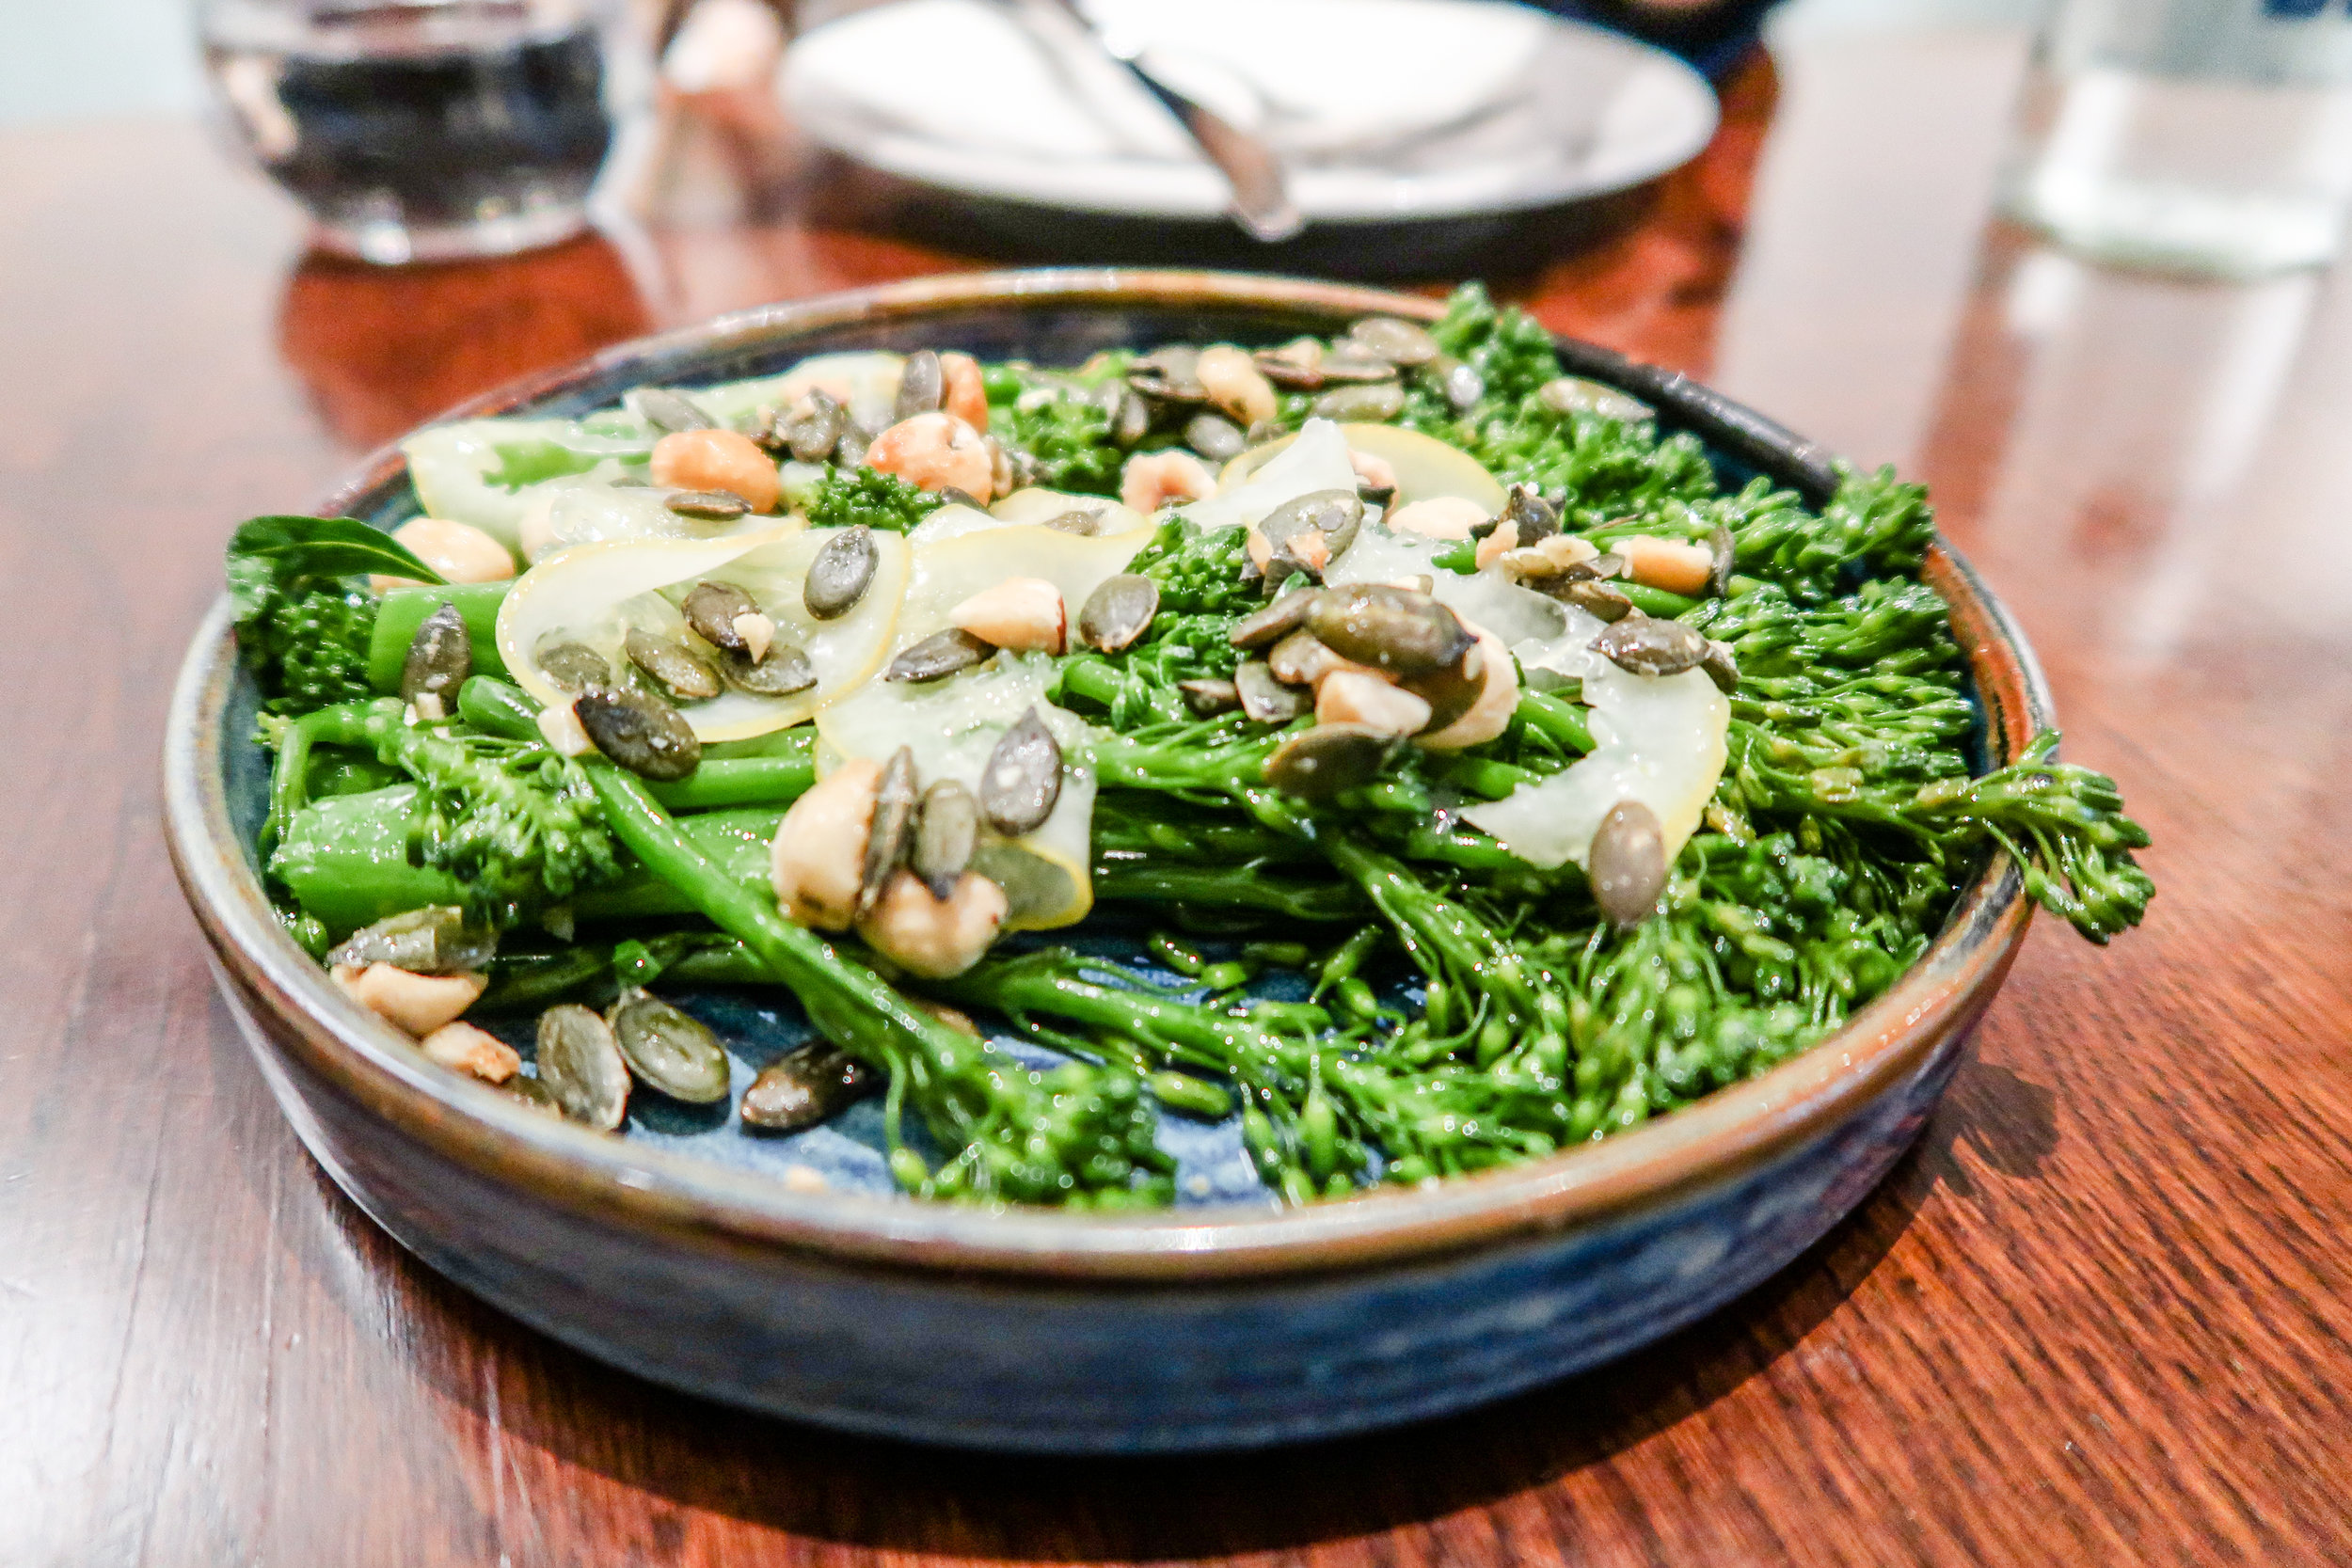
[200,0,652,264]
[1997,0,2352,278]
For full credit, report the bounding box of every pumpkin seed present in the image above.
[979,706,1062,836]
[1498,483,1560,547]
[1306,583,1474,679]
[1311,381,1406,421]
[1592,614,1709,676]
[1077,573,1159,654]
[532,635,610,694]
[1561,579,1634,623]
[1178,676,1242,717]
[834,429,869,468]
[911,778,979,898]
[775,388,845,461]
[1235,660,1308,723]
[859,746,919,918]
[1253,339,1325,388]
[1184,412,1246,462]
[895,349,944,420]
[1266,722,1393,799]
[1589,800,1667,930]
[624,628,721,702]
[804,524,879,620]
[498,1074,564,1117]
[665,490,750,521]
[1536,376,1652,423]
[534,1004,630,1130]
[885,627,993,683]
[1229,588,1322,650]
[1126,346,1207,404]
[603,988,730,1103]
[1346,315,1440,366]
[631,387,715,433]
[739,1044,874,1131]
[1318,353,1403,385]
[1114,388,1153,447]
[716,638,816,696]
[1708,522,1736,597]
[1042,509,1098,535]
[1259,489,1363,578]
[1700,639,1741,694]
[574,687,702,781]
[400,601,471,716]
[326,905,495,975]
[682,579,759,652]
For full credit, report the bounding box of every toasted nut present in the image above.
[377,517,515,591]
[854,869,1009,979]
[651,428,782,514]
[866,411,994,500]
[1349,450,1400,496]
[949,576,1067,655]
[1475,530,1519,571]
[1120,448,1217,514]
[769,757,882,931]
[1497,546,1560,578]
[1315,671,1432,736]
[1615,534,1715,596]
[419,1022,521,1084]
[536,703,594,756]
[1196,344,1278,428]
[1416,624,1517,750]
[1388,496,1489,542]
[1538,534,1601,570]
[731,611,775,661]
[939,351,990,430]
[331,962,486,1037]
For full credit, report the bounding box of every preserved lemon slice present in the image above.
[817,655,1095,931]
[495,525,911,742]
[895,523,1153,654]
[404,419,649,551]
[1217,421,1506,513]
[1461,600,1729,870]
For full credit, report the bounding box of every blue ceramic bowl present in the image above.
[164,270,2042,1453]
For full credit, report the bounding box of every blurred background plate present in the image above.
[784,0,1719,225]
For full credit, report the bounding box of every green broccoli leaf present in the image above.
[228,516,444,716]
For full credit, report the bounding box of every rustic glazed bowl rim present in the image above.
[164,268,2042,1284]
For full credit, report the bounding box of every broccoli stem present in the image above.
[581,765,1171,1205]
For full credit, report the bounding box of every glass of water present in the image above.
[1998,0,2352,278]
[200,0,652,265]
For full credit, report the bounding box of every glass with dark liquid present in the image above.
[202,0,648,263]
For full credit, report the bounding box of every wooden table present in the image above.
[6,24,2348,1565]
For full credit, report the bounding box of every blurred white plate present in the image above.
[784,0,1718,223]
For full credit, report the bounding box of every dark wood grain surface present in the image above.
[5,25,2348,1565]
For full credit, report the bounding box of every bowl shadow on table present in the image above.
[818,164,1660,282]
[223,981,2055,1559]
